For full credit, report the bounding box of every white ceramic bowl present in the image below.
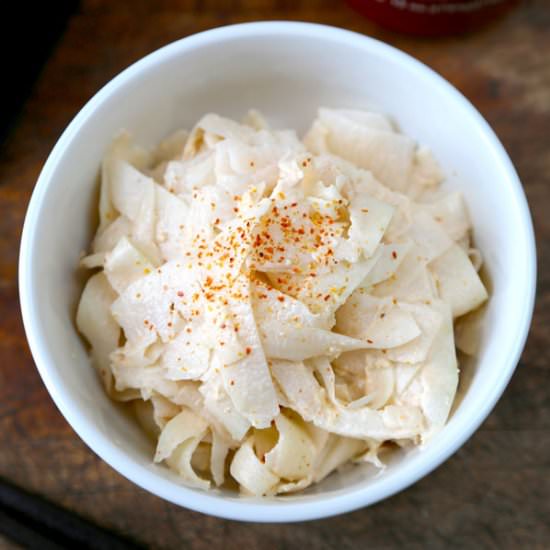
[19,22,536,522]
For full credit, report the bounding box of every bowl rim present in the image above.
[19,21,536,522]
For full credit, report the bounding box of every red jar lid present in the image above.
[347,0,519,36]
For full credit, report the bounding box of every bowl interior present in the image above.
[21,23,535,520]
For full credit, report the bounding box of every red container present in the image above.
[347,0,519,36]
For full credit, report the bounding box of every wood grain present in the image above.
[1,1,549,548]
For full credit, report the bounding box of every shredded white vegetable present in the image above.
[76,108,488,495]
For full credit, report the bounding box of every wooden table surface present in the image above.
[1,1,548,548]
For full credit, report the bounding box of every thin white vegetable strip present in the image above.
[430,244,488,318]
[230,437,280,496]
[99,131,151,232]
[264,413,316,481]
[76,272,120,392]
[306,108,416,191]
[418,302,459,440]
[313,435,367,483]
[154,408,208,462]
[104,236,154,294]
[166,438,210,490]
[199,372,251,442]
[217,274,280,429]
[210,430,230,486]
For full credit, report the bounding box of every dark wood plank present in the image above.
[0,1,548,548]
